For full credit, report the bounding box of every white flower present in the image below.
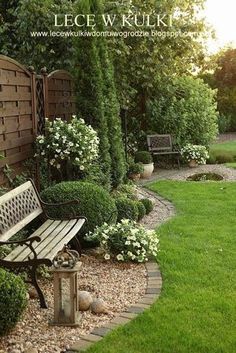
[116,254,124,261]
[104,254,110,260]
[80,165,85,170]
[125,240,131,245]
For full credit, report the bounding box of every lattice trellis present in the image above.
[36,77,45,135]
[0,187,41,235]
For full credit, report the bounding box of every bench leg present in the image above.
[71,237,82,256]
[30,266,48,309]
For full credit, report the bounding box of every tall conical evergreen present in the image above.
[73,2,111,188]
[98,40,126,187]
[74,0,126,188]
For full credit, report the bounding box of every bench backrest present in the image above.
[0,181,43,241]
[147,134,173,152]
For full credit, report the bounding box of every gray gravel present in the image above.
[139,164,236,184]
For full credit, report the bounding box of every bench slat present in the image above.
[40,218,85,260]
[37,219,78,259]
[23,220,71,261]
[5,220,59,261]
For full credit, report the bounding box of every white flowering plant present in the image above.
[35,116,99,171]
[87,219,159,263]
[181,144,209,165]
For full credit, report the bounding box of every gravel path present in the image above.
[0,256,147,353]
[0,187,175,353]
[138,188,175,229]
[139,164,236,184]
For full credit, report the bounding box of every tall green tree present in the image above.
[0,0,74,71]
[74,0,126,188]
[104,0,210,145]
[200,47,236,132]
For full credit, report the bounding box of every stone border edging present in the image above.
[68,261,162,353]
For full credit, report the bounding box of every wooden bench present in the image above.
[147,134,180,168]
[0,180,86,308]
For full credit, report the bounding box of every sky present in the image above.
[204,0,236,53]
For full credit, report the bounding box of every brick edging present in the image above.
[68,261,162,352]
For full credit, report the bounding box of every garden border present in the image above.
[68,260,162,352]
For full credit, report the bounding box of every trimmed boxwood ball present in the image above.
[136,201,146,220]
[0,269,27,335]
[115,197,139,222]
[41,181,117,236]
[140,198,154,214]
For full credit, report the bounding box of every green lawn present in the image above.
[84,181,236,353]
[210,140,236,163]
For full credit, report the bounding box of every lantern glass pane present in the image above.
[60,277,71,321]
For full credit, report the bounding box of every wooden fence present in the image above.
[0,55,76,185]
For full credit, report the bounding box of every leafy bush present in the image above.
[136,201,146,220]
[214,153,234,164]
[181,144,209,165]
[41,181,117,236]
[115,197,139,222]
[148,76,219,146]
[135,151,153,164]
[128,162,144,175]
[86,219,159,262]
[35,117,99,173]
[0,269,27,335]
[111,183,138,200]
[140,198,154,214]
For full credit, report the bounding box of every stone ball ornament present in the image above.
[91,298,108,314]
[78,291,93,311]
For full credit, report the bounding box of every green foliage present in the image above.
[3,164,28,188]
[105,0,209,149]
[40,181,117,236]
[0,269,27,335]
[113,183,138,200]
[136,201,146,221]
[83,164,112,191]
[127,162,144,175]
[148,76,219,146]
[0,0,74,71]
[87,219,159,262]
[201,48,236,131]
[74,0,126,188]
[140,198,154,214]
[115,197,139,222]
[135,151,153,164]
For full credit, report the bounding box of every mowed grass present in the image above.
[84,181,236,353]
[209,140,236,163]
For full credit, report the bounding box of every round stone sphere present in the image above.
[91,299,108,314]
[79,291,93,311]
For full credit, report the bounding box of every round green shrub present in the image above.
[41,181,117,235]
[115,197,139,222]
[0,269,27,335]
[140,198,154,214]
[135,151,153,164]
[136,201,146,220]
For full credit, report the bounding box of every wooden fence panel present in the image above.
[0,55,36,183]
[46,70,76,121]
[0,57,77,186]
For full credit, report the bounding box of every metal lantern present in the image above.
[51,246,81,326]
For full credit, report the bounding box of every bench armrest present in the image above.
[0,236,41,246]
